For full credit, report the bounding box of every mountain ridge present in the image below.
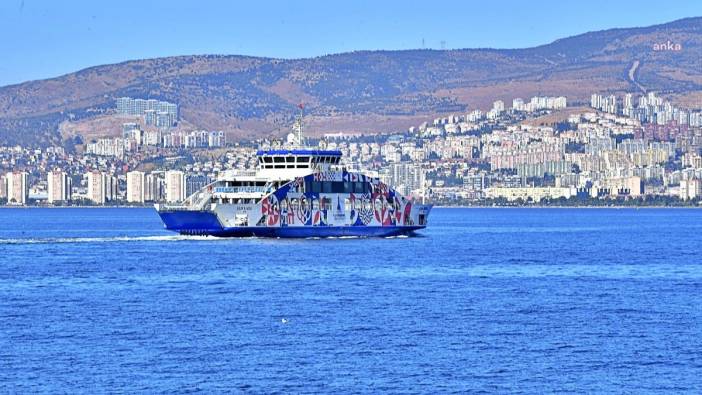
[1,16,700,147]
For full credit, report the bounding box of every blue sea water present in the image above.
[1,207,702,393]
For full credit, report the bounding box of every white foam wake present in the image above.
[0,235,216,245]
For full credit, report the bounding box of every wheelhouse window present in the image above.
[322,181,333,193]
[311,181,321,193]
[353,182,368,193]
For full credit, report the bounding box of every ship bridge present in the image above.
[255,149,342,180]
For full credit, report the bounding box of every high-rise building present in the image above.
[126,171,146,203]
[106,174,119,202]
[87,171,106,204]
[6,171,28,205]
[680,178,701,200]
[165,170,186,203]
[0,174,6,201]
[623,93,633,109]
[208,131,226,147]
[387,163,425,197]
[47,169,72,204]
[145,173,164,202]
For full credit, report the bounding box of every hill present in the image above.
[0,17,700,147]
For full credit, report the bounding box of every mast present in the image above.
[295,103,305,147]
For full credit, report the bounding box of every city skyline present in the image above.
[0,0,699,86]
[3,89,702,207]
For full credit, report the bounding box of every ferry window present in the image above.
[264,157,272,163]
[296,164,308,168]
[287,165,295,168]
[297,156,309,163]
[286,156,294,162]
[353,182,365,193]
[311,181,321,193]
[322,181,333,193]
[274,164,286,169]
[344,181,353,193]
[274,157,285,163]
[332,182,345,193]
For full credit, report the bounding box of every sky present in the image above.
[0,0,700,86]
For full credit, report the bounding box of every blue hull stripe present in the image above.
[214,226,424,238]
[158,210,424,238]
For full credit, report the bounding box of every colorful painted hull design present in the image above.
[158,171,432,238]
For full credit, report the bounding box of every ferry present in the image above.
[155,110,432,238]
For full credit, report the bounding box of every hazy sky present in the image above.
[0,0,699,86]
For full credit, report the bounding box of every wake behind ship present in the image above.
[155,113,432,238]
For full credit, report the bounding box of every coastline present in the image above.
[0,205,154,209]
[434,205,702,209]
[1,204,699,209]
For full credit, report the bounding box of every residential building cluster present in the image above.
[3,91,702,206]
[591,92,702,127]
[86,123,226,158]
[116,97,178,128]
[512,96,567,112]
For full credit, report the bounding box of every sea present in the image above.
[1,207,701,393]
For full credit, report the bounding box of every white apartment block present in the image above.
[87,171,106,204]
[0,174,6,200]
[47,170,72,203]
[165,170,186,203]
[6,171,28,205]
[127,171,146,203]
